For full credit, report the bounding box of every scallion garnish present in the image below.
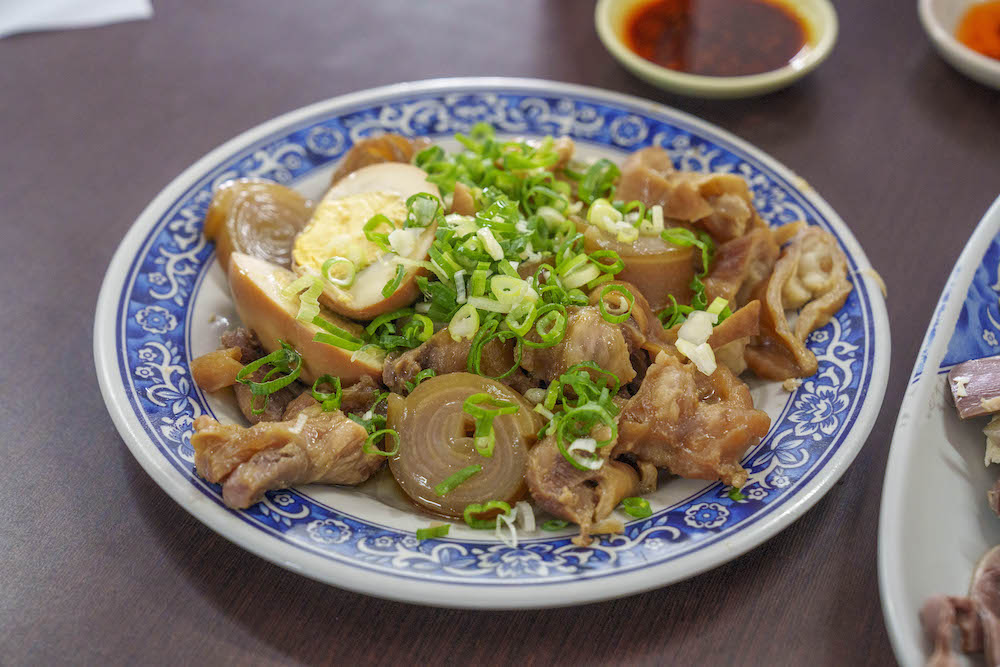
[598,284,635,324]
[463,500,512,529]
[404,368,437,392]
[578,159,620,205]
[728,487,747,501]
[382,264,406,298]
[462,393,519,457]
[541,519,570,531]
[415,524,450,541]
[311,374,342,411]
[362,428,400,457]
[620,497,652,519]
[434,465,483,496]
[321,256,356,288]
[235,341,302,415]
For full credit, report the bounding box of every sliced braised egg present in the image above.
[291,162,440,320]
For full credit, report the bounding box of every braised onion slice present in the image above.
[387,373,542,518]
[203,179,314,272]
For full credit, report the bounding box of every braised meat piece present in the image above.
[615,146,755,243]
[450,181,476,215]
[704,226,779,307]
[520,306,636,385]
[615,353,771,488]
[232,367,302,425]
[220,327,264,363]
[330,134,431,186]
[525,430,639,546]
[191,405,383,509]
[190,347,244,392]
[383,328,532,394]
[745,227,852,380]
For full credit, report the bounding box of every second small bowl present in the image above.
[919,0,1000,90]
[594,0,839,99]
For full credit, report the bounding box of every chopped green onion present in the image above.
[728,487,747,501]
[541,519,570,531]
[322,257,356,288]
[578,159,620,205]
[404,368,437,392]
[463,500,512,529]
[522,304,567,348]
[449,303,480,341]
[504,300,537,337]
[235,341,303,415]
[405,192,443,228]
[416,524,450,541]
[598,284,635,324]
[463,393,519,457]
[434,465,483,496]
[311,374,342,410]
[362,428,400,457]
[620,497,652,519]
[707,297,729,317]
[382,264,406,298]
[363,214,395,252]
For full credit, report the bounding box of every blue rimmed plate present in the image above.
[94,78,889,609]
[879,195,1000,665]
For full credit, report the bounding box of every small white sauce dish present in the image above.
[919,0,1000,90]
[594,0,838,99]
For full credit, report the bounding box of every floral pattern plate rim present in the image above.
[879,194,1000,665]
[94,77,889,609]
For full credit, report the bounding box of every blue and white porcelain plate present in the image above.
[94,78,889,609]
[880,195,1000,666]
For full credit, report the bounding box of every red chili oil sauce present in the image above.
[624,0,810,77]
[956,0,1000,61]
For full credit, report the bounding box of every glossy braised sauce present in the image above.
[625,0,809,77]
[956,0,1000,61]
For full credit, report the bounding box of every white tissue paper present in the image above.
[0,0,153,39]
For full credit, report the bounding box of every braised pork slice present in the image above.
[382,328,530,394]
[521,306,636,385]
[704,226,779,307]
[191,406,382,508]
[525,430,639,546]
[615,354,770,488]
[615,146,755,243]
[745,227,852,380]
[330,134,431,186]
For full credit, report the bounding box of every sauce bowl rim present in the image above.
[594,0,839,99]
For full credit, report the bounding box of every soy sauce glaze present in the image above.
[625,0,809,77]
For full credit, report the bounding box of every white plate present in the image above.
[94,77,889,609]
[880,195,1000,665]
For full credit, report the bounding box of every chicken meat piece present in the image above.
[191,406,383,509]
[615,353,771,488]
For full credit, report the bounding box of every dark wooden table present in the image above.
[2,1,998,664]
